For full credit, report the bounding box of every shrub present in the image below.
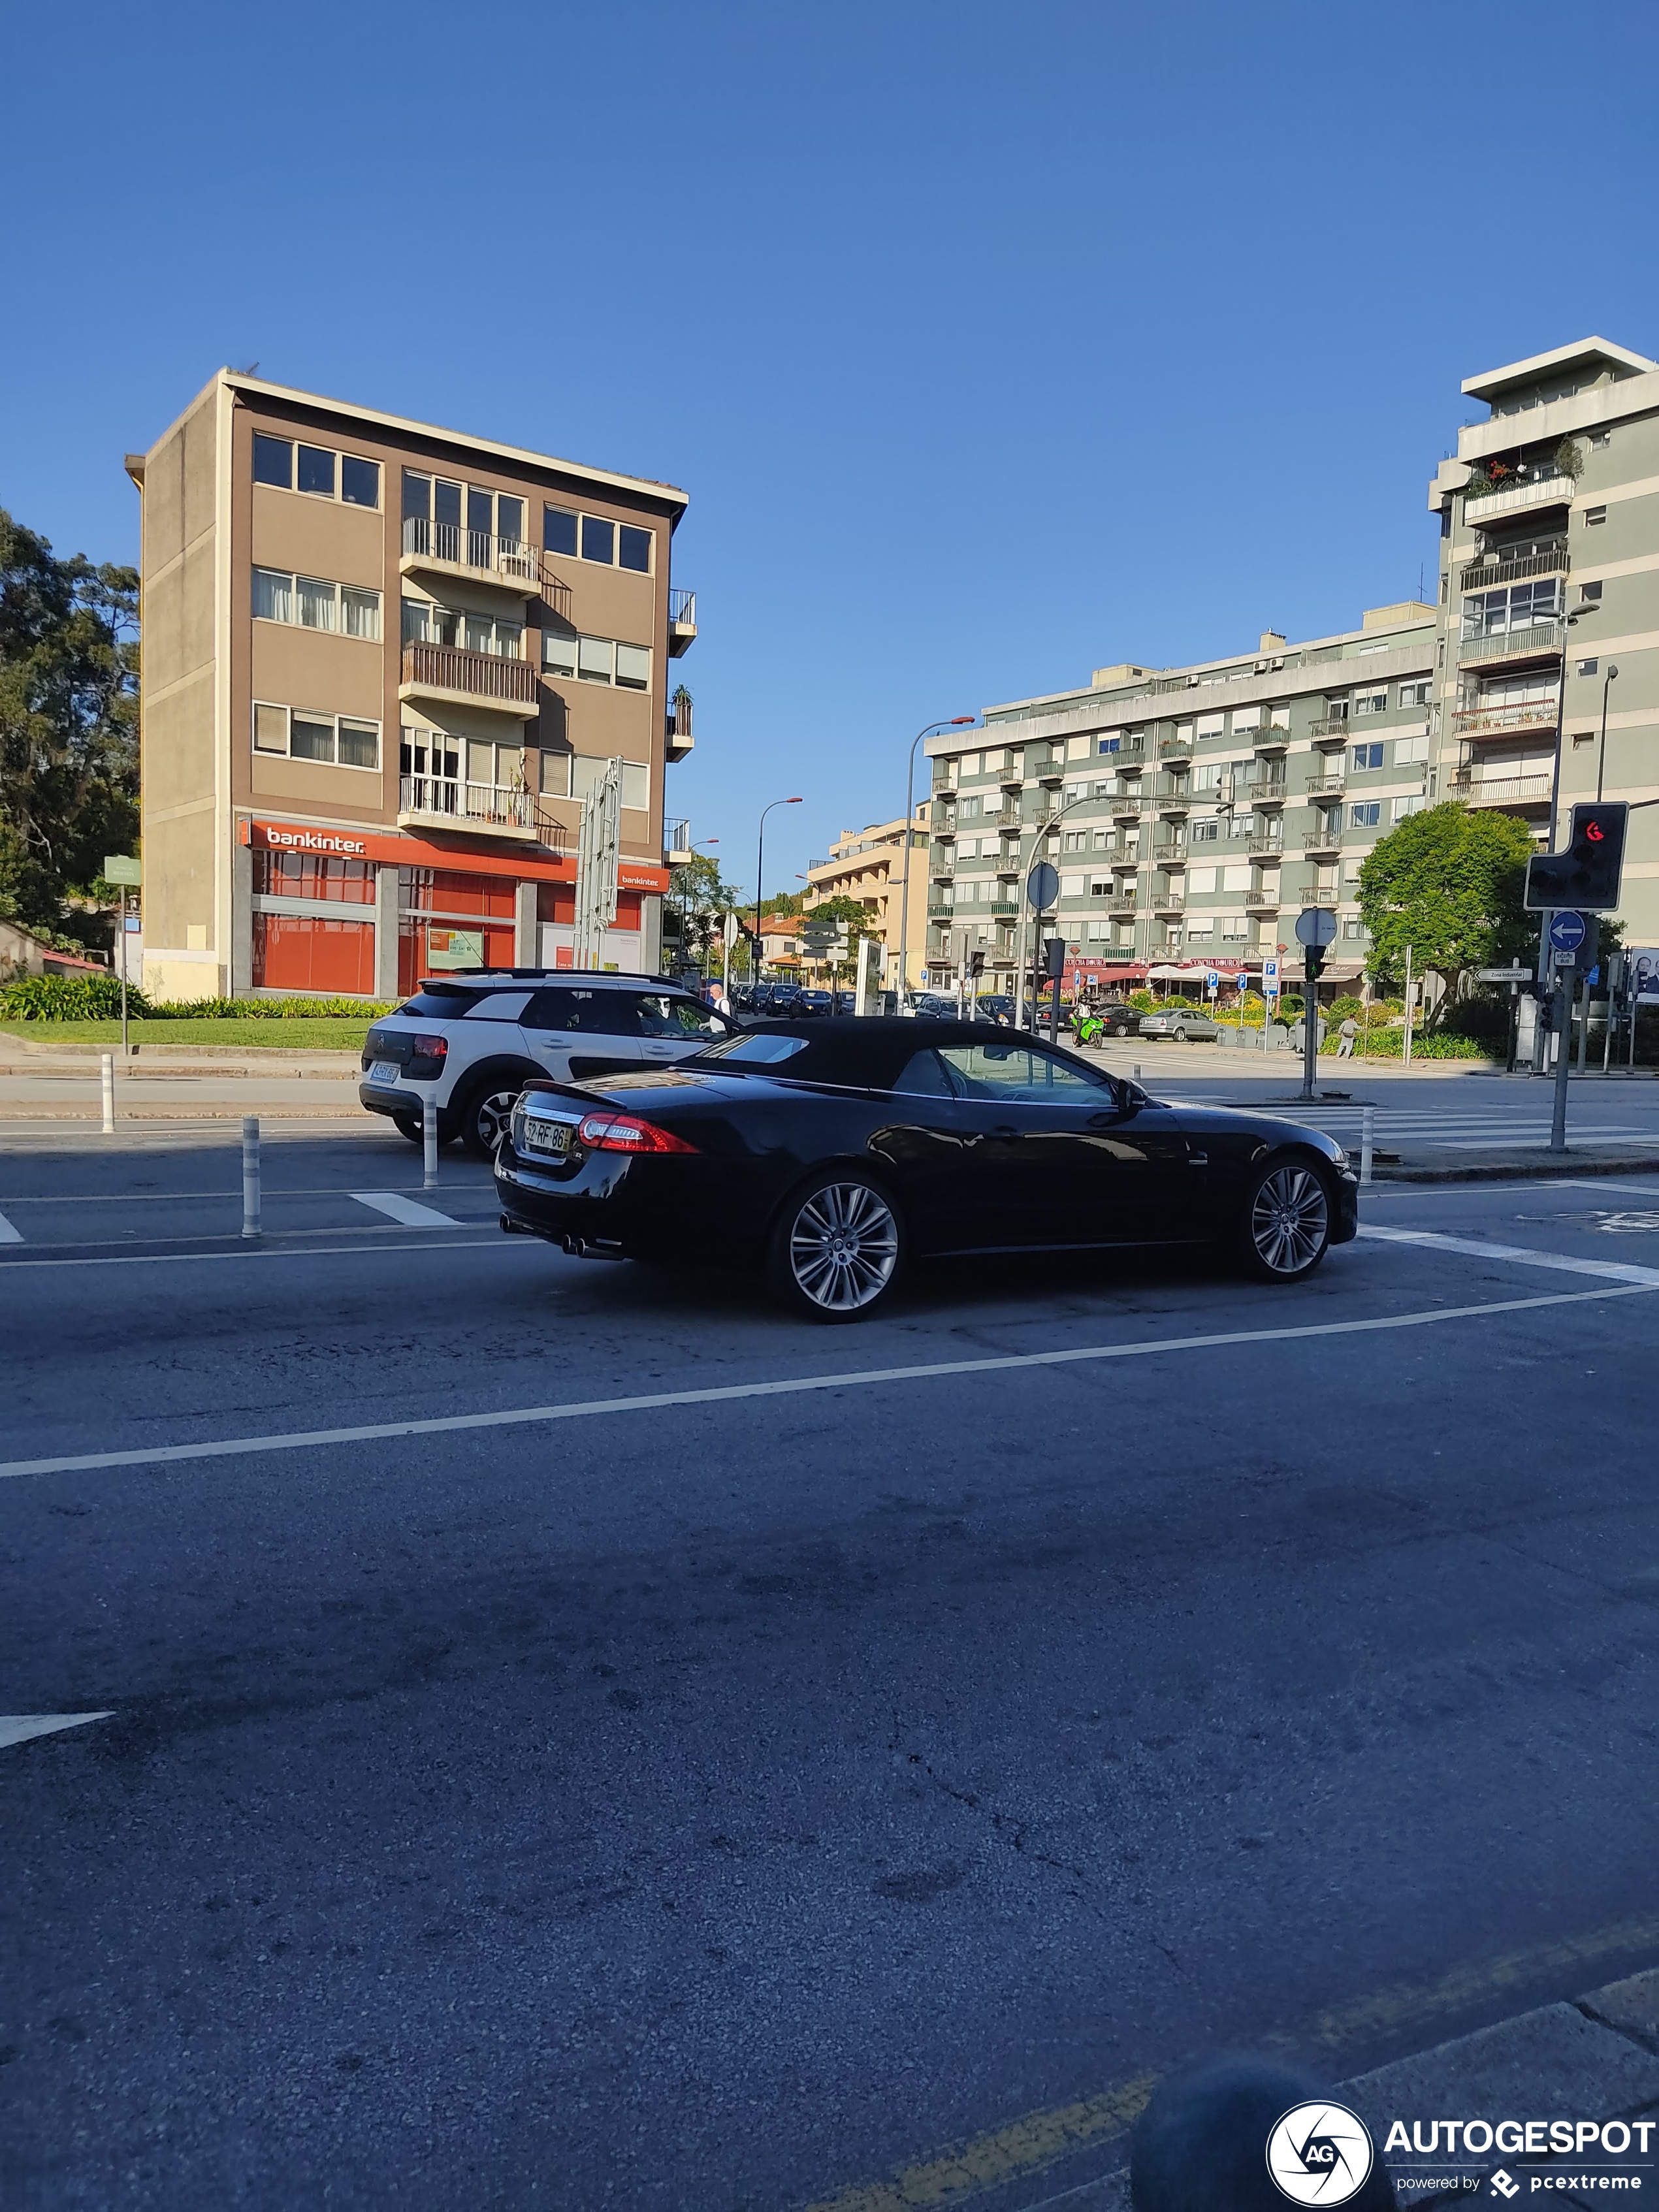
[144,995,396,1019]
[0,973,151,1020]
[1322,1025,1494,1061]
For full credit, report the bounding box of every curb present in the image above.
[1371,1153,1659,1184]
[1027,1966,1659,2209]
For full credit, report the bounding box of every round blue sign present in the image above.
[1549,910,1587,952]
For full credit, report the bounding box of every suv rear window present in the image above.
[397,987,485,1016]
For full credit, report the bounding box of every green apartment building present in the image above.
[926,333,1659,996]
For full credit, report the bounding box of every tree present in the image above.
[1357,802,1536,1025]
[0,509,139,950]
[663,849,747,971]
[801,892,881,984]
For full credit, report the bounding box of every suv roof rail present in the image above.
[415,967,681,988]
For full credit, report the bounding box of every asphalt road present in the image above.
[4,1117,1659,2209]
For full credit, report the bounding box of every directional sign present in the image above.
[1549,910,1587,954]
[1026,861,1059,912]
[1477,965,1533,983]
[103,854,142,886]
[1294,907,1338,949]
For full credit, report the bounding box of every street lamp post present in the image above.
[754,797,802,988]
[1596,663,1620,803]
[1010,787,1100,1033]
[897,718,975,1010]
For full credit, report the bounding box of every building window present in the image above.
[401,598,523,659]
[252,913,375,996]
[1393,734,1428,765]
[1191,818,1219,842]
[253,851,375,903]
[405,475,524,549]
[1352,688,1388,716]
[1351,743,1384,772]
[1398,681,1431,707]
[1393,795,1427,822]
[544,505,579,556]
[1585,505,1607,526]
[253,567,381,640]
[253,434,379,507]
[571,755,649,811]
[251,701,380,771]
[1349,801,1381,829]
[1185,919,1214,941]
[1219,914,1248,940]
[1063,830,1086,851]
[581,517,614,565]
[1097,735,1120,755]
[541,629,651,689]
[1462,578,1562,637]
[618,525,652,573]
[1343,918,1366,940]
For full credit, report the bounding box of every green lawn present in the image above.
[0,1018,372,1051]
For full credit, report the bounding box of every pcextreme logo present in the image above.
[1266,2101,1376,2204]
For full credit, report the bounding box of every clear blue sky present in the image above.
[7,0,1659,901]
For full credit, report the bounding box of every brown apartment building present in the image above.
[126,371,696,1002]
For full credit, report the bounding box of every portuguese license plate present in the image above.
[370,1059,402,1084]
[523,1116,571,1155]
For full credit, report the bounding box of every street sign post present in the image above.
[1206,970,1219,999]
[105,856,142,1056]
[1293,909,1337,1099]
[1549,910,1587,956]
[1025,861,1059,912]
[1262,958,1279,997]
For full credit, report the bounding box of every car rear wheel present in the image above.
[1238,1159,1331,1283]
[459,1080,526,1159]
[1173,1026,1188,1042]
[767,1171,903,1322]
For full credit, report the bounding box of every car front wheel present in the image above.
[767,1170,903,1322]
[459,1080,525,1158]
[1238,1158,1332,1283]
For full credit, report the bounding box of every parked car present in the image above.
[1135,1006,1222,1044]
[910,993,958,1019]
[973,995,1017,1025]
[359,970,735,1155]
[796,988,834,1016]
[494,1016,1358,1318]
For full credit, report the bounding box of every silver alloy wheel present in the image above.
[788,1181,899,1313]
[1249,1164,1329,1275]
[472,1087,520,1153]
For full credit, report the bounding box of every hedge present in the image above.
[1,975,395,1021]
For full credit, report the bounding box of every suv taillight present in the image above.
[577,1110,698,1155]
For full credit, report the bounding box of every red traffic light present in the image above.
[1586,821,1605,842]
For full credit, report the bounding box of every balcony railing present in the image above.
[1304,825,1342,850]
[398,775,534,831]
[1453,701,1559,739]
[669,586,696,626]
[1157,734,1193,760]
[401,516,540,587]
[1310,716,1350,745]
[1245,889,1279,910]
[931,856,956,879]
[1304,774,1346,797]
[664,816,692,864]
[1247,834,1284,858]
[927,899,955,919]
[1451,772,1553,807]
[1464,475,1575,525]
[1457,622,1564,667]
[400,641,540,708]
[1110,793,1145,818]
[1152,842,1187,864]
[1108,893,1138,913]
[1245,778,1287,803]
[1153,890,1186,912]
[1458,541,1569,594]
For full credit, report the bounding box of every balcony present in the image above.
[1110,793,1145,821]
[664,815,693,865]
[1252,729,1289,754]
[1457,622,1564,672]
[1154,788,1193,816]
[1463,474,1575,527]
[1152,889,1186,914]
[1244,778,1287,806]
[1245,888,1280,912]
[1453,700,1559,741]
[1450,771,1553,810]
[1310,716,1350,748]
[1304,825,1342,855]
[931,855,956,880]
[1157,733,1193,762]
[1248,833,1284,858]
[668,586,697,656]
[1152,842,1187,865]
[988,899,1019,917]
[1304,773,1345,797]
[666,686,694,764]
[927,899,956,920]
[1110,852,1139,874]
[399,641,540,718]
[1457,540,1569,594]
[400,516,542,598]
[397,774,538,841]
[999,769,1025,791]
[1108,892,1138,914]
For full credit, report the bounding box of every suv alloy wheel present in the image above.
[460,1080,528,1158]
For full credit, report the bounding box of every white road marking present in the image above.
[349,1191,463,1228]
[0,1210,21,1243]
[0,1238,529,1271]
[1358,1224,1659,1286]
[0,1282,1648,1483]
[0,1712,114,1750]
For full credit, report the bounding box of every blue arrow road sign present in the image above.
[1549,910,1587,954]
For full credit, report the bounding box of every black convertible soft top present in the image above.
[690,1016,1089,1093]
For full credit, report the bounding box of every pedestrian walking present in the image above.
[1336,1013,1358,1059]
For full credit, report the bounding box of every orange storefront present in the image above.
[241,820,668,999]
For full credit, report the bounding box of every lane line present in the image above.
[0,1712,114,1751]
[0,1238,532,1272]
[1,1282,1648,1483]
[1357,1224,1659,1286]
[349,1191,464,1227]
[0,1210,21,1244]
[0,1183,495,1204]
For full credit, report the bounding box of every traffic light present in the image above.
[1524,801,1628,913]
[1042,937,1066,982]
[968,949,986,978]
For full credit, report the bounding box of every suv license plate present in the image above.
[523,1117,571,1155]
[370,1059,402,1084]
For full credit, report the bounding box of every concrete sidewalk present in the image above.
[1054,1965,1659,2208]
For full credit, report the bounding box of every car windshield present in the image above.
[692,1032,812,1065]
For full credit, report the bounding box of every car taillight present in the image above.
[576,1110,698,1155]
[411,1033,448,1061]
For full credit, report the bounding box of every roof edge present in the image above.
[1462,336,1658,403]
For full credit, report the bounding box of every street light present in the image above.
[754,797,803,986]
[1597,663,1620,803]
[897,718,976,1007]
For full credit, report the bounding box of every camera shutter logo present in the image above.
[1266,2101,1375,2204]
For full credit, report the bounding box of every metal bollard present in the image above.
[242,1116,261,1238]
[423,1097,439,1189]
[1132,1063,1142,1082]
[101,1051,115,1134]
[1359,1102,1375,1187]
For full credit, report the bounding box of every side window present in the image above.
[893,1050,955,1097]
[460,991,532,1023]
[936,1043,1112,1101]
[524,988,638,1034]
